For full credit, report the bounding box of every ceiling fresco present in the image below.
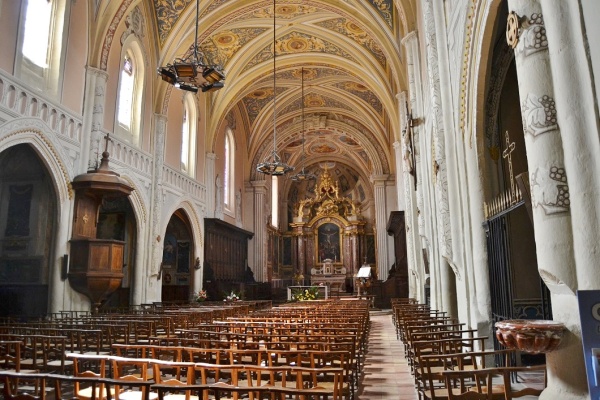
[243,32,359,72]
[315,18,387,68]
[150,0,403,183]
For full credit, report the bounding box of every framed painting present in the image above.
[317,222,341,263]
[162,233,177,266]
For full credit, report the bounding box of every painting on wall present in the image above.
[162,233,177,266]
[317,222,341,263]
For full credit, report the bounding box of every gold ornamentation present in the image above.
[82,214,89,224]
[506,11,521,49]
[295,166,362,221]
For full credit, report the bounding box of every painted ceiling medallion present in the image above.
[254,5,318,19]
[275,33,325,54]
[248,88,273,99]
[306,94,325,107]
[345,21,366,36]
[345,82,369,92]
[291,67,317,80]
[312,143,337,154]
[212,31,241,58]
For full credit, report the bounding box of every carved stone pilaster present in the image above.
[251,180,268,282]
[81,67,109,173]
[371,175,390,281]
[423,0,452,262]
[205,153,217,218]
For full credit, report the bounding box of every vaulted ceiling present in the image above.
[128,0,413,186]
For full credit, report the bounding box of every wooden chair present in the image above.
[442,369,495,400]
[152,361,196,400]
[69,353,115,400]
[1,372,46,400]
[500,365,547,399]
[111,357,158,400]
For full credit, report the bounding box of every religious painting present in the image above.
[162,233,177,266]
[317,223,341,263]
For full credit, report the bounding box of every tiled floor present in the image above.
[358,310,418,400]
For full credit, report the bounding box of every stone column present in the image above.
[251,180,267,282]
[371,175,390,281]
[80,67,109,173]
[539,1,600,289]
[402,32,429,302]
[140,113,167,304]
[297,231,306,276]
[205,153,217,218]
[507,1,584,398]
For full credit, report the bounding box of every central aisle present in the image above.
[358,310,418,400]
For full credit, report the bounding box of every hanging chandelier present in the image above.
[157,0,225,93]
[256,0,293,176]
[291,67,316,182]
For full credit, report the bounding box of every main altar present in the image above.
[289,166,368,295]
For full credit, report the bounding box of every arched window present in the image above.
[181,93,197,177]
[224,129,235,211]
[117,56,134,129]
[115,38,145,147]
[18,0,69,96]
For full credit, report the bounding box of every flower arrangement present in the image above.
[291,286,319,301]
[224,290,241,302]
[194,290,208,302]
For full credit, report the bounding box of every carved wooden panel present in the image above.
[204,218,253,283]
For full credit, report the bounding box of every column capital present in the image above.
[85,66,109,81]
[370,174,390,185]
[206,152,217,160]
[401,31,418,47]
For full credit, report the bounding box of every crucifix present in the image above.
[403,100,417,190]
[502,130,516,193]
[102,131,113,154]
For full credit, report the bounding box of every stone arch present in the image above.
[0,119,73,205]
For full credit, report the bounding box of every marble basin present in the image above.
[495,319,566,354]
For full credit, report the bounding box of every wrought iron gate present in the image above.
[484,202,552,366]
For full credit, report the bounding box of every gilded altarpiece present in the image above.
[289,168,367,293]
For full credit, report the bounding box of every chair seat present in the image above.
[77,386,117,400]
[117,390,159,400]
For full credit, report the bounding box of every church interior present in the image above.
[0,0,599,398]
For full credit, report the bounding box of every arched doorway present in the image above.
[482,0,551,364]
[96,197,137,309]
[161,210,195,303]
[0,144,57,318]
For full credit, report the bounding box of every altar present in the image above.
[310,259,346,294]
[287,285,329,300]
[287,165,373,294]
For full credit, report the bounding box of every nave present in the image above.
[0,299,547,400]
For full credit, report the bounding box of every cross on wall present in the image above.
[503,130,516,193]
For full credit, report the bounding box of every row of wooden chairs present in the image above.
[391,299,546,400]
[2,369,340,400]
